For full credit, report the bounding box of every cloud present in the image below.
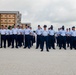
[0,0,76,30]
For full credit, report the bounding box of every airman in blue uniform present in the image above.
[41,25,49,52]
[36,25,42,49]
[59,26,66,50]
[48,25,55,49]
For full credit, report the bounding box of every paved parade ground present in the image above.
[0,44,76,75]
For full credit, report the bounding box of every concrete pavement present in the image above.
[0,45,76,75]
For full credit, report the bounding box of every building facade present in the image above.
[0,11,21,27]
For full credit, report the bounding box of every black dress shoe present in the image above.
[48,47,50,49]
[59,47,61,50]
[53,48,55,50]
[74,48,76,50]
[8,45,10,47]
[36,48,38,49]
[24,47,26,49]
[16,47,18,48]
[41,50,43,52]
[64,48,66,50]
[70,48,72,50]
[28,47,30,49]
[47,50,49,52]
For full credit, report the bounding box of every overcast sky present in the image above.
[0,0,76,30]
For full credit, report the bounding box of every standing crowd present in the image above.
[0,24,76,52]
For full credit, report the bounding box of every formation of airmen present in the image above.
[0,24,76,52]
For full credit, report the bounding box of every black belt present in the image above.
[62,36,65,37]
[1,34,5,35]
[49,35,54,36]
[43,36,46,37]
[37,35,41,36]
[72,36,76,37]
[13,34,17,35]
[26,34,29,36]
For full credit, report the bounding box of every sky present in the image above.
[0,0,76,30]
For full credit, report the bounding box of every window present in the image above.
[1,14,6,17]
[1,20,3,22]
[9,15,11,17]
[13,15,15,17]
[5,20,7,22]
[9,20,11,22]
[13,20,14,22]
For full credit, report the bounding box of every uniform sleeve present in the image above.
[59,30,61,35]
[55,31,58,35]
[22,29,25,34]
[17,29,19,34]
[54,30,56,34]
[70,31,73,36]
[48,30,50,35]
[12,29,13,34]
[8,29,10,34]
[48,30,49,35]
[65,31,67,35]
[30,30,32,33]
[31,31,34,36]
[41,29,43,35]
[20,29,22,34]
[41,29,44,33]
[29,29,31,33]
[5,29,7,34]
